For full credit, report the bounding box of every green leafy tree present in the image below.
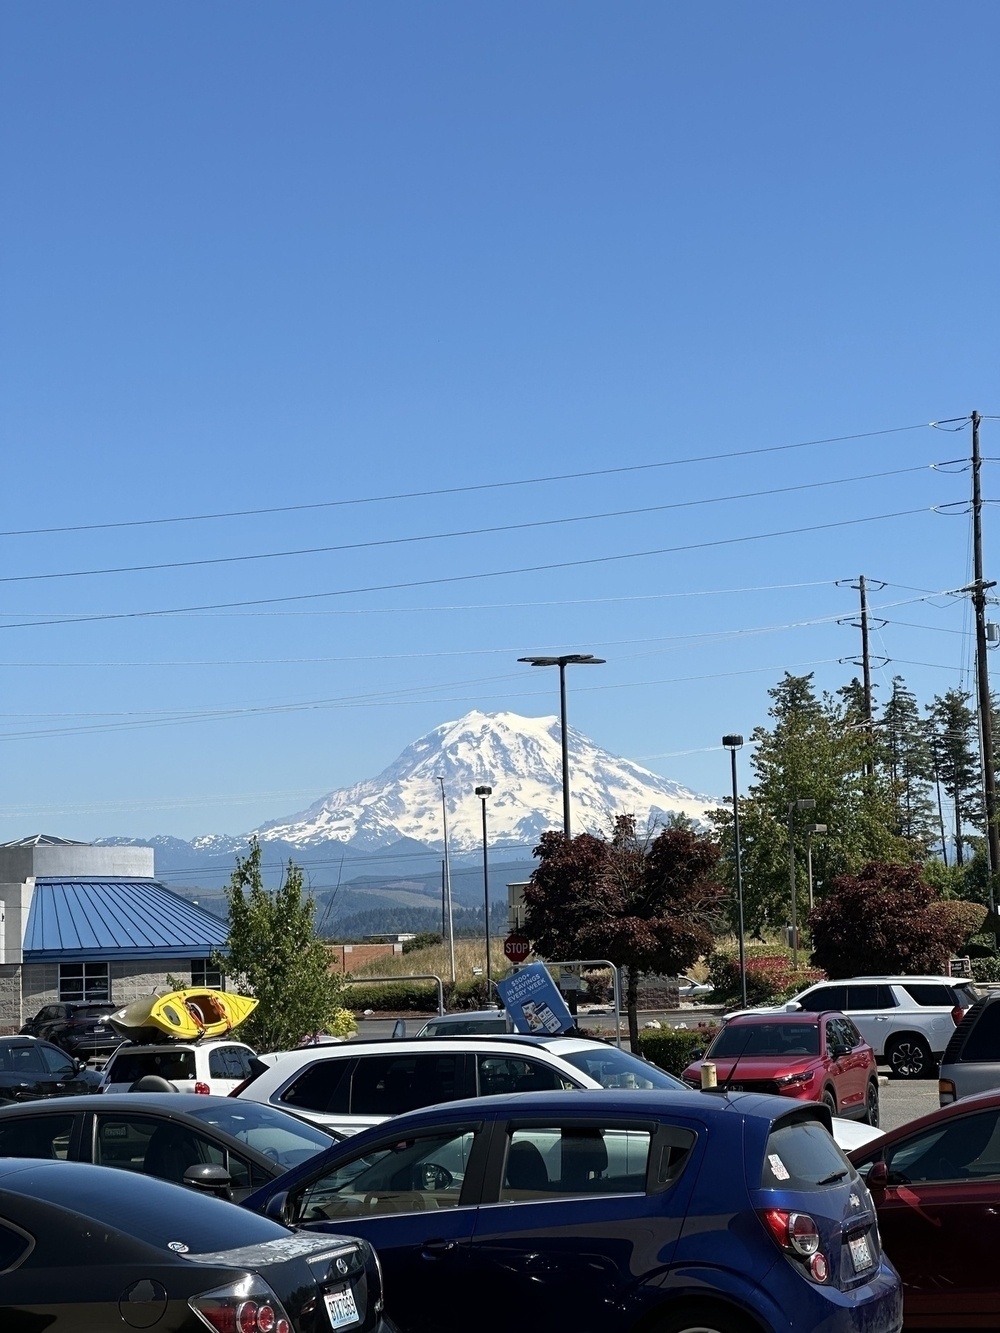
[523,816,725,1045]
[927,689,981,866]
[212,838,347,1052]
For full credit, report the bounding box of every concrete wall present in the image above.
[0,844,154,882]
[0,879,35,965]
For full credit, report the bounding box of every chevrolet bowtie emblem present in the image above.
[849,1193,861,1209]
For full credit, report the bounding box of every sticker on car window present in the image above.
[768,1153,790,1180]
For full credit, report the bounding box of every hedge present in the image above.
[634,1026,720,1078]
[708,947,824,1007]
[346,977,495,1013]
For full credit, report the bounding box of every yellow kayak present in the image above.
[109,988,258,1041]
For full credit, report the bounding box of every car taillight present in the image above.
[194,1081,211,1095]
[939,1077,956,1104]
[951,1005,964,1025]
[759,1208,827,1280]
[189,1277,293,1333]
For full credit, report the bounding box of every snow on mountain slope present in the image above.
[256,710,719,854]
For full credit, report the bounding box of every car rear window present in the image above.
[956,999,1000,1062]
[708,1022,819,1058]
[105,1050,196,1083]
[760,1120,855,1190]
[70,1006,115,1019]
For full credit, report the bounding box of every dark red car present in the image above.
[848,1088,1000,1328]
[681,1010,880,1124]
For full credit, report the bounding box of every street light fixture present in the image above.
[804,822,827,912]
[475,785,493,992]
[722,735,747,1009]
[787,799,816,969]
[517,653,606,837]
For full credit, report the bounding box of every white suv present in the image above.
[233,1035,685,1135]
[776,975,980,1079]
[100,1038,257,1096]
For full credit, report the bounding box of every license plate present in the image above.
[92,1026,108,1033]
[324,1285,360,1329]
[849,1231,874,1272]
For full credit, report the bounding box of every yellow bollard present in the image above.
[701,1061,717,1090]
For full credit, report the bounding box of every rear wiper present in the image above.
[817,1169,848,1185]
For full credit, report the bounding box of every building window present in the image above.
[191,959,224,989]
[59,963,110,1003]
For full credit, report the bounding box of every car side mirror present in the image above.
[784,1001,803,1012]
[689,1049,704,1062]
[183,1163,232,1199]
[264,1190,296,1225]
[867,1160,889,1191]
[391,1019,407,1039]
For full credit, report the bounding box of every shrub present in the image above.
[971,956,1000,983]
[634,1026,720,1077]
[708,948,824,1007]
[402,933,443,954]
[345,976,495,1013]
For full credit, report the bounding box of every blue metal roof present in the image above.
[24,879,228,962]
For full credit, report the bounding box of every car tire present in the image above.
[652,1304,754,1333]
[885,1035,933,1080]
[864,1079,880,1126]
[822,1090,837,1116]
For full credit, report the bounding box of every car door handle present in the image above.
[421,1239,457,1259]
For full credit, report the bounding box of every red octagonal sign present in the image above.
[503,933,531,963]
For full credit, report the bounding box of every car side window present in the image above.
[883,1110,1000,1184]
[841,1018,864,1048]
[0,1115,75,1160]
[94,1114,224,1185]
[957,1002,1000,1062]
[844,985,884,1010]
[0,1221,32,1272]
[3,1045,44,1075]
[477,1055,573,1096]
[281,1059,354,1115]
[350,1054,465,1116]
[901,983,952,1007]
[798,986,845,1012]
[824,1018,843,1053]
[499,1125,653,1201]
[295,1129,476,1221]
[38,1044,76,1076]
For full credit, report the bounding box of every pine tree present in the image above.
[927,690,981,867]
[881,676,937,848]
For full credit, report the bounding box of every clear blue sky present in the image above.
[0,3,997,842]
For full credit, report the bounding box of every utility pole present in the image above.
[837,575,887,777]
[967,411,1000,881]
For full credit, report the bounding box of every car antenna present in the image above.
[710,1029,756,1097]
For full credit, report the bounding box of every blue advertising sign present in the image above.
[496,962,574,1035]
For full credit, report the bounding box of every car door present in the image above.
[825,1017,867,1115]
[844,984,896,1056]
[0,1111,80,1160]
[866,1106,1000,1324]
[465,1114,700,1333]
[89,1109,267,1200]
[282,1120,490,1333]
[37,1042,91,1096]
[0,1042,56,1102]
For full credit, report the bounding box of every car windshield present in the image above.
[559,1046,685,1090]
[183,1100,334,1169]
[707,1022,820,1058]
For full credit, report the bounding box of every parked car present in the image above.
[0,1035,103,1104]
[0,1156,392,1331]
[0,1092,339,1201]
[677,974,714,999]
[848,1087,1000,1327]
[938,992,1000,1105]
[681,1011,881,1125]
[738,974,980,1079]
[100,1037,257,1095]
[20,1002,119,1058]
[244,1087,902,1333]
[411,1009,512,1037]
[232,1035,687,1135]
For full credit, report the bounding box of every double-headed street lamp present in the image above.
[475,785,493,991]
[517,653,606,838]
[787,798,816,969]
[722,735,747,1009]
[805,822,827,912]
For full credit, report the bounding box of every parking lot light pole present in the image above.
[787,799,816,969]
[517,653,606,838]
[805,822,827,912]
[475,785,493,991]
[436,775,456,983]
[722,735,747,1009]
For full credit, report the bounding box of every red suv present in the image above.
[682,1010,880,1125]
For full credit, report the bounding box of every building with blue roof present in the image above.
[0,835,229,1032]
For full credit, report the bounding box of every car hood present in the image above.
[683,1055,820,1082]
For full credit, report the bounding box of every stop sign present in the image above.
[503,933,531,963]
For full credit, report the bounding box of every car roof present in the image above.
[264,1034,609,1057]
[803,975,971,986]
[418,1010,506,1022]
[107,1039,254,1054]
[847,1086,1000,1161]
[723,1011,824,1026]
[0,1092,240,1116]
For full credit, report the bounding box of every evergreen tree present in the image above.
[882,676,937,849]
[927,690,981,867]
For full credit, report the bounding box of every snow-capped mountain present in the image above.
[256,710,719,854]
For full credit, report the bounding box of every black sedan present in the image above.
[0,1093,339,1201]
[0,1036,102,1103]
[0,1156,394,1331]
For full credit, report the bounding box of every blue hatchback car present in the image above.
[243,1088,902,1333]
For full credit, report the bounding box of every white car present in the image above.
[677,974,714,1000]
[99,1038,257,1096]
[234,1035,688,1136]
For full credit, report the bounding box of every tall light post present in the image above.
[787,798,816,969]
[722,735,747,1009]
[436,775,456,983]
[804,822,827,912]
[475,785,493,992]
[517,653,606,837]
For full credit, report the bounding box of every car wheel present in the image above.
[652,1305,754,1333]
[886,1035,933,1080]
[864,1079,880,1126]
[822,1090,837,1115]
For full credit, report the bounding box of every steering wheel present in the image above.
[420,1162,454,1190]
[261,1146,281,1163]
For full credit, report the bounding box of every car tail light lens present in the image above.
[759,1208,827,1280]
[194,1081,211,1095]
[189,1276,293,1333]
[951,1005,964,1026]
[939,1078,956,1104]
